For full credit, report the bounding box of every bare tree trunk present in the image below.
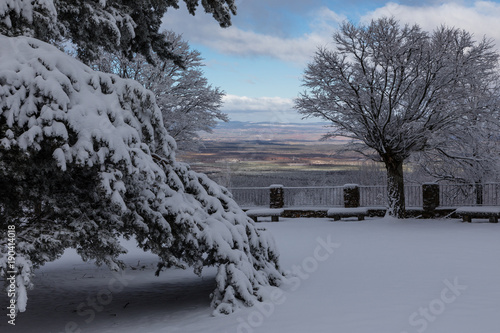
[384,157,406,218]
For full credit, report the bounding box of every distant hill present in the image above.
[200,120,341,142]
[179,121,363,178]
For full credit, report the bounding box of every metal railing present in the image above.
[359,185,386,207]
[283,186,343,207]
[229,183,500,208]
[229,187,270,207]
[483,183,500,205]
[358,185,422,207]
[440,183,500,207]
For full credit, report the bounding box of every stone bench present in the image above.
[327,207,369,221]
[246,208,284,222]
[455,206,500,223]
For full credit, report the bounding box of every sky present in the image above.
[161,0,500,123]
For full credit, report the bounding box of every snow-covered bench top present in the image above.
[245,208,284,216]
[455,206,500,214]
[245,208,284,222]
[327,207,369,221]
[327,207,369,216]
[455,206,500,223]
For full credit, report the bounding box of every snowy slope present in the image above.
[1,216,500,333]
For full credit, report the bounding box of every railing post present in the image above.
[343,184,360,208]
[269,184,284,208]
[422,183,440,213]
[475,182,483,206]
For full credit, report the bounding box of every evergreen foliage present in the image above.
[0,0,237,64]
[0,0,284,316]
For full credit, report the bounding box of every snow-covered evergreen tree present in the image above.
[93,31,228,151]
[0,0,237,64]
[295,18,500,218]
[0,0,284,316]
[0,33,283,316]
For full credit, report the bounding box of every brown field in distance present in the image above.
[176,121,385,187]
[178,140,362,173]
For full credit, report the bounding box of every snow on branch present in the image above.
[0,35,284,315]
[0,0,237,64]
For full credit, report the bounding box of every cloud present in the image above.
[222,94,294,111]
[163,1,500,66]
[361,1,500,50]
[162,6,345,65]
[198,28,322,64]
[221,94,304,122]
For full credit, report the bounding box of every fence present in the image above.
[229,183,500,209]
[283,186,344,207]
[229,187,270,207]
[358,185,422,207]
[440,183,500,207]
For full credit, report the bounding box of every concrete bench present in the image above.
[327,207,369,221]
[246,208,284,222]
[455,206,500,223]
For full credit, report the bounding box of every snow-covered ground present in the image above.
[2,217,500,333]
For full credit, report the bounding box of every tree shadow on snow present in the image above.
[1,264,217,333]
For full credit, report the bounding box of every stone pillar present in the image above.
[269,184,284,209]
[343,184,360,208]
[474,183,483,206]
[422,183,440,212]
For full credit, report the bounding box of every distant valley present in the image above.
[197,121,341,142]
[177,121,372,186]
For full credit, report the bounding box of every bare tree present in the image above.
[94,31,228,151]
[295,17,499,218]
[410,87,500,208]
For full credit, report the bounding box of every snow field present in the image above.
[1,217,500,333]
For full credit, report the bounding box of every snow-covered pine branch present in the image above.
[0,35,284,315]
[0,0,237,64]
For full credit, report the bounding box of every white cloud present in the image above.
[221,94,305,122]
[163,2,500,66]
[361,1,500,50]
[204,7,346,64]
[199,28,320,64]
[222,94,294,111]
[162,6,345,65]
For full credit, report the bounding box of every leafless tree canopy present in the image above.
[295,17,500,217]
[93,31,228,151]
